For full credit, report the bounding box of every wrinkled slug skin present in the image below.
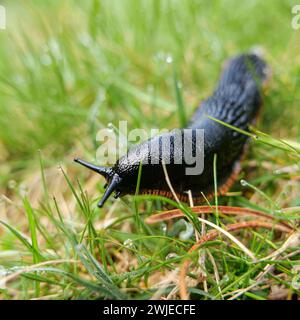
[75,53,269,207]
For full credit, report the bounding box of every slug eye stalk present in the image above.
[97,173,122,207]
[74,158,122,207]
[74,158,113,178]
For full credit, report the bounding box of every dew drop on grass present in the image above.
[123,239,134,249]
[160,223,167,234]
[292,274,300,290]
[166,55,173,64]
[240,179,248,187]
[274,209,283,215]
[179,222,194,240]
[274,169,283,175]
[222,274,230,282]
[166,252,178,260]
[140,255,147,262]
[107,122,114,132]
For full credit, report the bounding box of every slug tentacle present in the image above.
[75,53,269,208]
[97,174,122,208]
[74,158,113,179]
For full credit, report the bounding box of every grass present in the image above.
[0,0,300,300]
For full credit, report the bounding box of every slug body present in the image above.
[75,53,269,207]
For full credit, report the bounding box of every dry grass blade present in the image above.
[195,216,257,261]
[187,190,208,293]
[207,250,223,299]
[145,205,293,230]
[161,161,181,204]
[258,231,299,262]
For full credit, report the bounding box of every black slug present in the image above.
[75,53,269,208]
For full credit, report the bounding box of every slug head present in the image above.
[74,130,200,208]
[74,158,123,208]
[74,143,167,208]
